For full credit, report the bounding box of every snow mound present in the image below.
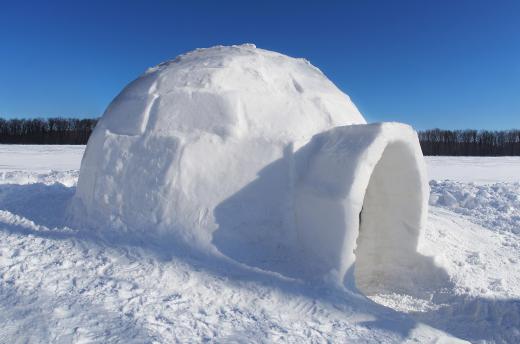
[429,180,520,234]
[0,170,79,187]
[71,44,430,288]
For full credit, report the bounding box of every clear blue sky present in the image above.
[1,0,519,129]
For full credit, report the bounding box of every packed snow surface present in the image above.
[1,145,520,342]
[427,156,520,184]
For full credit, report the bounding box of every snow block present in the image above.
[294,123,429,286]
[70,44,429,289]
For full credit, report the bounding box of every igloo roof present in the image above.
[100,44,365,141]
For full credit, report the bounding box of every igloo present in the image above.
[70,44,430,289]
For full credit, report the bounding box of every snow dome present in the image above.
[70,44,429,288]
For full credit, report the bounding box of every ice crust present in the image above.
[71,44,429,286]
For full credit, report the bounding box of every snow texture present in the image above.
[71,44,429,288]
[0,144,82,187]
[1,146,520,342]
[430,180,520,234]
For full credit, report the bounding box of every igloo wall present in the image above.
[70,44,430,288]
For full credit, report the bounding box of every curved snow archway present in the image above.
[294,122,429,289]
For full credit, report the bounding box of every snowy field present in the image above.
[1,145,519,343]
[426,156,520,184]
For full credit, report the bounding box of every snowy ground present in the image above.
[426,156,520,184]
[1,145,519,343]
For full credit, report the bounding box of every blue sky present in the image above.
[1,0,519,129]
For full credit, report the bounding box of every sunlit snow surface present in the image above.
[1,145,519,343]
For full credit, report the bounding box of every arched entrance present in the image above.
[354,141,426,295]
[294,123,431,290]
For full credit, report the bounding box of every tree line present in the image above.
[0,118,98,144]
[418,129,520,156]
[1,118,519,156]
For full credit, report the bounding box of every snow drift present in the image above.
[70,44,429,288]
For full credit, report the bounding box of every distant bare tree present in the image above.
[1,118,519,155]
[0,117,98,144]
[418,129,520,156]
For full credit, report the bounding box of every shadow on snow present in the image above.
[0,182,518,342]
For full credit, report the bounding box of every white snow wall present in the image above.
[70,45,430,290]
[72,123,428,288]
